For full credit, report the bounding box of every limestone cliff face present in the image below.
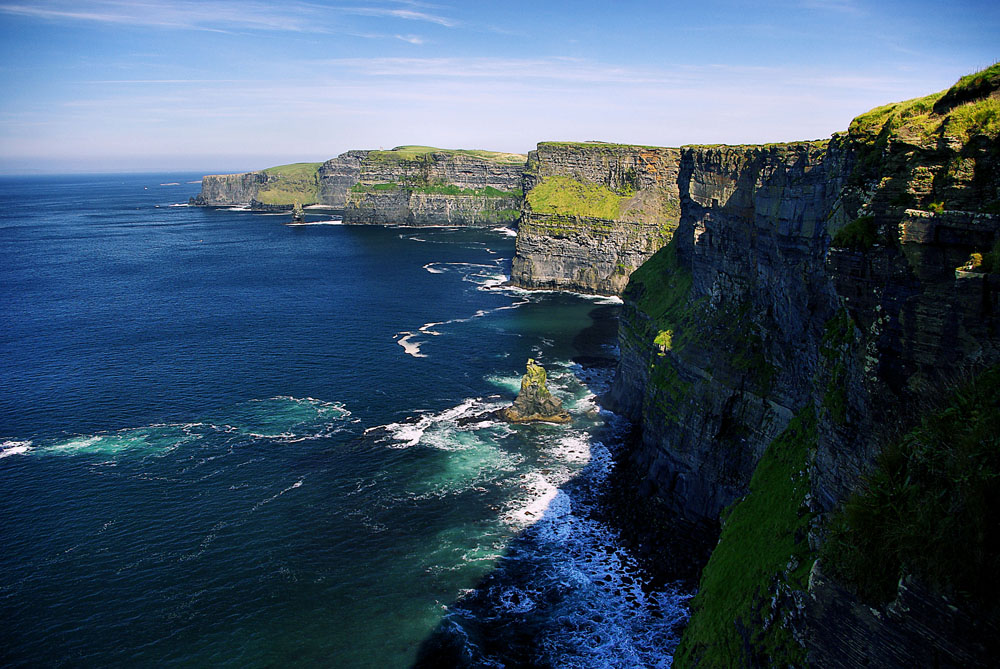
[193,171,271,206]
[610,140,840,520]
[511,142,681,295]
[194,148,526,223]
[339,148,525,226]
[606,66,1000,667]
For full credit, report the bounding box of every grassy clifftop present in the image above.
[366,145,527,165]
[256,162,323,205]
[849,62,1000,145]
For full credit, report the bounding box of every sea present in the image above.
[0,174,690,667]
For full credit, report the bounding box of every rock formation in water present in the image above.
[502,359,571,423]
[600,64,1000,667]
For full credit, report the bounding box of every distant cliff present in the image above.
[193,162,322,210]
[336,146,524,225]
[602,64,1000,666]
[510,142,681,295]
[193,146,526,225]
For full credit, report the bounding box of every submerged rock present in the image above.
[502,359,571,423]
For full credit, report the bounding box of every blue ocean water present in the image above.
[0,174,689,667]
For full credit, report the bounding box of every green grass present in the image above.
[536,140,671,151]
[831,214,878,250]
[675,408,817,668]
[626,239,695,342]
[366,145,527,165]
[526,175,629,220]
[822,365,1000,610]
[848,63,1000,146]
[256,162,323,205]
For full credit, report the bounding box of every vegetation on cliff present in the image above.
[841,62,1000,220]
[526,175,633,220]
[366,145,526,165]
[256,162,323,205]
[822,365,1000,612]
[674,408,817,668]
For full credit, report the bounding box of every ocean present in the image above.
[0,174,689,667]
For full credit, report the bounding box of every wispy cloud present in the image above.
[0,0,457,33]
[394,34,425,44]
[341,5,456,27]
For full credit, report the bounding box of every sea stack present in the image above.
[502,359,571,423]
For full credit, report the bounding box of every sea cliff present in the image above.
[604,64,1000,666]
[510,142,681,295]
[193,146,526,225]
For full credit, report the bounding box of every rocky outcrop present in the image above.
[603,65,1000,666]
[502,359,570,423]
[510,142,682,295]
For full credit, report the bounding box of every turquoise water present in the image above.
[0,175,687,666]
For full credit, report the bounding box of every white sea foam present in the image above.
[396,332,427,358]
[159,182,181,186]
[492,226,518,237]
[224,206,250,212]
[0,440,32,458]
[168,203,189,207]
[285,219,344,226]
[423,263,446,274]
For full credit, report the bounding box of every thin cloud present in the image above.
[0,0,458,33]
[340,5,456,27]
[394,34,425,44]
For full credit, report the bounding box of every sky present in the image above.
[0,0,997,174]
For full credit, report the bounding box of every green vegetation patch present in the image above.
[366,145,527,165]
[526,175,629,220]
[256,162,323,205]
[848,63,1000,147]
[626,239,695,344]
[822,365,1000,608]
[675,408,817,668]
[831,214,878,250]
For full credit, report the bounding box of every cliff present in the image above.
[338,146,524,225]
[192,162,323,210]
[510,142,681,295]
[194,146,526,224]
[603,64,1000,666]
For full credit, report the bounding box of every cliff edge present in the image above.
[603,64,1000,667]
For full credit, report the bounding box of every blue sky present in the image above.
[0,0,996,173]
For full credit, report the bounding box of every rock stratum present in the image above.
[603,65,1000,666]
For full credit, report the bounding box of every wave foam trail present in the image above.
[0,440,32,458]
[492,226,518,237]
[28,396,351,457]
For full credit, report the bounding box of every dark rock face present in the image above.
[604,71,1000,665]
[501,359,570,423]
